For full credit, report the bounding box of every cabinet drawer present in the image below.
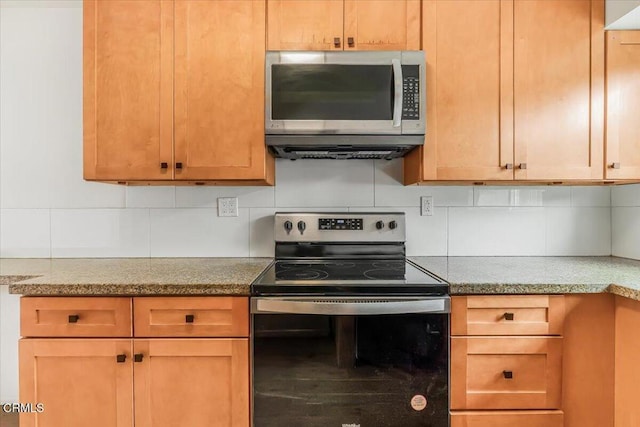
[21,297,132,337]
[451,336,562,410]
[451,410,563,427]
[451,295,565,336]
[133,297,249,337]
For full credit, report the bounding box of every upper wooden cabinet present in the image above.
[267,0,420,51]
[406,0,514,182]
[84,0,274,185]
[405,0,606,184]
[605,31,640,181]
[513,0,604,181]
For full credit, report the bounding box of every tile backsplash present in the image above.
[612,184,640,260]
[0,158,614,258]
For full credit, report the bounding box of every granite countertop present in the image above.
[5,258,272,296]
[410,256,640,301]
[5,256,640,301]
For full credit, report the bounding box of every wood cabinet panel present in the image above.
[451,336,562,410]
[450,410,564,427]
[451,295,565,336]
[406,0,513,183]
[562,294,614,427]
[133,297,249,337]
[134,339,249,427]
[605,31,640,180]
[615,296,640,427]
[19,339,133,427]
[83,0,174,181]
[343,0,420,50]
[21,297,132,338]
[174,0,272,182]
[513,0,604,181]
[267,0,344,50]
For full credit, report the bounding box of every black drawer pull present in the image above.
[160,162,168,169]
[134,354,144,363]
[347,37,355,47]
[333,37,341,48]
[68,314,80,323]
[175,162,183,169]
[185,314,195,323]
[503,370,513,379]
[116,354,127,363]
[503,312,514,321]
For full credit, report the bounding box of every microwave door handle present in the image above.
[392,59,403,128]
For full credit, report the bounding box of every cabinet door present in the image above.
[267,0,344,50]
[405,0,513,182]
[605,31,640,180]
[513,0,604,181]
[19,339,133,427]
[344,0,420,50]
[134,339,249,427]
[174,0,273,182]
[83,0,174,181]
[615,296,640,427]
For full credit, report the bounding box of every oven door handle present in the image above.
[252,297,450,315]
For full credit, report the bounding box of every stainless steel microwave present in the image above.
[265,51,426,160]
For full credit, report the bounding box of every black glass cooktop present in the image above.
[252,259,448,296]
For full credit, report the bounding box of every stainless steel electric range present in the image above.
[251,212,450,427]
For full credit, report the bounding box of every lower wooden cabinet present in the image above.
[18,296,250,427]
[19,338,248,427]
[451,336,563,410]
[450,410,564,427]
[19,339,134,427]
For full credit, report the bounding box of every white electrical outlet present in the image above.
[421,196,433,216]
[217,197,239,217]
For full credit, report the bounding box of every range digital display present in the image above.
[319,218,363,230]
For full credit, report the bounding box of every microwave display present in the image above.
[271,64,394,120]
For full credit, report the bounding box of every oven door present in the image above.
[251,296,449,427]
[265,51,425,136]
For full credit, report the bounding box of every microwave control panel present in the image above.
[402,65,420,120]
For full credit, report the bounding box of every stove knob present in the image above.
[389,220,397,230]
[284,220,293,234]
[376,220,384,230]
[297,220,306,235]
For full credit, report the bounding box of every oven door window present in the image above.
[252,313,448,427]
[271,65,394,120]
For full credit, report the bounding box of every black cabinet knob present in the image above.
[297,221,306,235]
[347,37,355,47]
[68,315,79,323]
[160,162,168,169]
[185,314,195,323]
[503,370,513,379]
[284,220,293,234]
[504,312,515,321]
[175,162,183,169]
[376,221,384,230]
[334,37,341,48]
[134,354,144,363]
[389,220,397,230]
[116,354,127,363]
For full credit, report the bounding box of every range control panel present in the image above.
[275,213,406,242]
[319,218,363,230]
